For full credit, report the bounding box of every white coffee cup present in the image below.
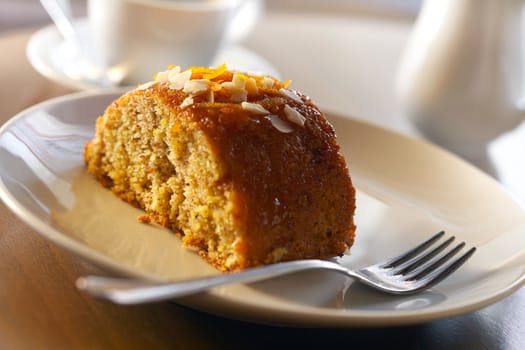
[85,0,246,85]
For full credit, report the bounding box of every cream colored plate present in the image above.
[1,91,525,327]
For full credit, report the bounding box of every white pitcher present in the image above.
[396,0,525,169]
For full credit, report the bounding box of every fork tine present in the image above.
[402,241,466,281]
[391,236,455,275]
[380,230,445,269]
[410,246,476,291]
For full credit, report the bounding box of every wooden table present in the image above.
[1,17,525,350]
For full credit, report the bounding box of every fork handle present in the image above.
[76,259,348,305]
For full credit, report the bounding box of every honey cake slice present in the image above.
[84,65,356,271]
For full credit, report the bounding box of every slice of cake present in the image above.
[84,65,356,271]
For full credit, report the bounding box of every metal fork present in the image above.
[76,231,476,304]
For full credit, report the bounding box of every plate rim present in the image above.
[1,90,525,327]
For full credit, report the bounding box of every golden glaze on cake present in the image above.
[84,65,356,271]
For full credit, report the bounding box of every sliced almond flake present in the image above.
[241,102,269,114]
[231,89,247,102]
[232,73,247,89]
[155,70,170,82]
[222,81,247,102]
[180,96,194,109]
[279,88,302,103]
[168,69,192,90]
[183,79,210,95]
[261,76,275,89]
[221,81,234,91]
[268,115,293,133]
[135,81,156,90]
[284,104,306,127]
[167,67,184,83]
[167,65,182,76]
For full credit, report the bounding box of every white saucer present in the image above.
[26,19,280,91]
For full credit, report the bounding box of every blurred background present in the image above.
[0,0,84,32]
[0,0,422,33]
